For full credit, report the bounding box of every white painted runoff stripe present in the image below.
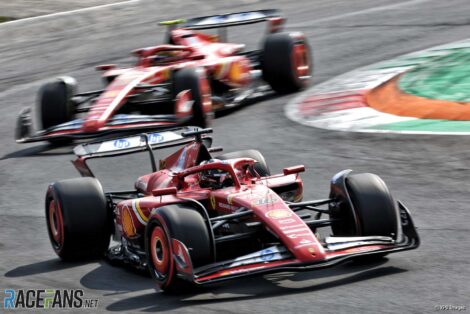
[1,0,139,27]
[286,37,470,135]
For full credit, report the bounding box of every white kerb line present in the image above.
[0,0,140,27]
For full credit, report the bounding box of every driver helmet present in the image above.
[199,159,230,189]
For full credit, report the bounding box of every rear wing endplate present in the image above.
[181,9,282,30]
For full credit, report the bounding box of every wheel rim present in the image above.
[48,199,64,250]
[292,43,310,79]
[150,226,170,280]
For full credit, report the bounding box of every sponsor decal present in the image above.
[148,133,164,143]
[113,139,131,148]
[224,266,267,275]
[148,131,183,144]
[278,218,296,224]
[1,289,98,309]
[159,159,167,170]
[287,233,312,239]
[228,246,284,268]
[253,194,279,206]
[97,136,141,152]
[265,209,293,220]
[280,224,306,230]
[218,202,239,211]
[294,243,316,249]
[284,227,310,234]
[260,248,275,261]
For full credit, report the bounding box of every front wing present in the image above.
[172,201,419,285]
[15,110,183,143]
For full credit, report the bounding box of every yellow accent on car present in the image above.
[159,19,186,26]
[122,207,136,237]
[135,200,149,222]
[210,195,216,209]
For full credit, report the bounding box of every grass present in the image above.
[0,16,15,23]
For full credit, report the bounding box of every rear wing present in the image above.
[72,127,213,177]
[182,9,282,30]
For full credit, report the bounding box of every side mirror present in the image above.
[152,187,177,197]
[208,146,223,153]
[283,165,305,176]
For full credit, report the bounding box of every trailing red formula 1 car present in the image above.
[16,9,311,144]
[45,127,419,292]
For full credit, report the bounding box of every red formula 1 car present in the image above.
[45,127,419,292]
[16,9,311,144]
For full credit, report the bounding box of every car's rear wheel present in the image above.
[261,32,311,93]
[216,149,271,177]
[330,173,399,238]
[45,177,111,261]
[173,67,212,128]
[146,204,212,293]
[38,77,76,130]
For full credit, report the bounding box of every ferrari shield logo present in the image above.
[210,195,216,209]
[227,194,234,205]
[265,209,293,219]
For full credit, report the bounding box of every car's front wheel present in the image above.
[330,173,399,238]
[146,204,213,293]
[38,77,76,130]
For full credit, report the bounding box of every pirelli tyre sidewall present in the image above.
[146,204,212,293]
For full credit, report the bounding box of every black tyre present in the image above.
[330,173,398,238]
[216,149,271,177]
[173,67,211,128]
[45,177,111,261]
[261,32,311,93]
[146,204,212,293]
[38,77,76,130]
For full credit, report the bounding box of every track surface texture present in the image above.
[1,0,469,313]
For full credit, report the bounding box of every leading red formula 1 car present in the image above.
[16,9,311,144]
[45,127,419,292]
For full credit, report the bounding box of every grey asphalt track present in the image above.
[1,0,470,313]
